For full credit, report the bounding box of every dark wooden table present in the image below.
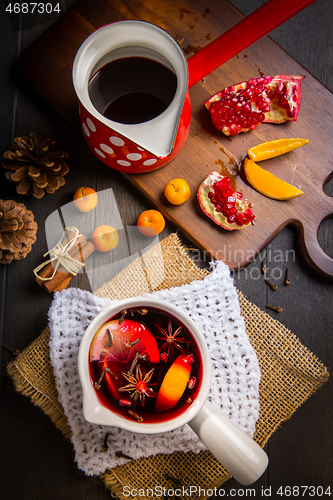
[0,1,332,499]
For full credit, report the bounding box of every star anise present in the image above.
[155,319,188,358]
[119,365,157,407]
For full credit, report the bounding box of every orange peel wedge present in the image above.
[244,158,304,200]
[155,354,191,412]
[248,138,309,162]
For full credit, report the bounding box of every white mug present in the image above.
[78,297,268,485]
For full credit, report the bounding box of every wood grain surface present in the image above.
[18,0,333,279]
[0,1,332,499]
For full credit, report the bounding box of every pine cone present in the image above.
[0,199,38,264]
[2,132,69,199]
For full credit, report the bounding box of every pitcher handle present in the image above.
[188,401,268,485]
[187,0,316,88]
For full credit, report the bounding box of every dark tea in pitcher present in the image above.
[89,306,202,424]
[88,57,177,124]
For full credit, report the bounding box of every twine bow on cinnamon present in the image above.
[34,227,85,281]
[34,227,95,293]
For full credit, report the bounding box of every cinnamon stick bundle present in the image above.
[35,230,95,292]
[45,240,95,292]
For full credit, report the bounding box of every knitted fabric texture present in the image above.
[48,260,260,476]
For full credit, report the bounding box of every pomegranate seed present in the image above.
[188,377,197,390]
[225,187,234,197]
[183,354,195,364]
[229,125,238,135]
[119,398,132,407]
[160,352,169,362]
[246,212,255,222]
[237,213,248,225]
[136,380,147,393]
[220,177,230,187]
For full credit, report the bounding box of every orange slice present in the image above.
[248,138,309,162]
[244,158,304,200]
[155,354,191,412]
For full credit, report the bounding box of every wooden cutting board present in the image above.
[19,0,333,278]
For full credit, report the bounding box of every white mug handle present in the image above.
[188,401,268,485]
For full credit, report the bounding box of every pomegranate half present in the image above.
[205,75,304,136]
[197,171,255,231]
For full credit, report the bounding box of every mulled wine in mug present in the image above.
[78,297,268,485]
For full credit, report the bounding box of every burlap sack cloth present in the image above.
[7,233,329,498]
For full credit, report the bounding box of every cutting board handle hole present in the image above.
[323,175,333,196]
[318,215,333,259]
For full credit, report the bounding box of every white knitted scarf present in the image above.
[48,261,260,476]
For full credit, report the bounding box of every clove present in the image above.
[102,432,109,452]
[3,344,20,356]
[115,451,133,460]
[94,367,106,390]
[262,256,268,274]
[106,328,113,347]
[119,309,127,325]
[136,308,148,316]
[266,304,283,313]
[265,279,278,291]
[105,366,119,379]
[285,267,291,286]
[127,409,143,423]
[128,352,147,375]
[124,337,141,348]
[119,307,148,325]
